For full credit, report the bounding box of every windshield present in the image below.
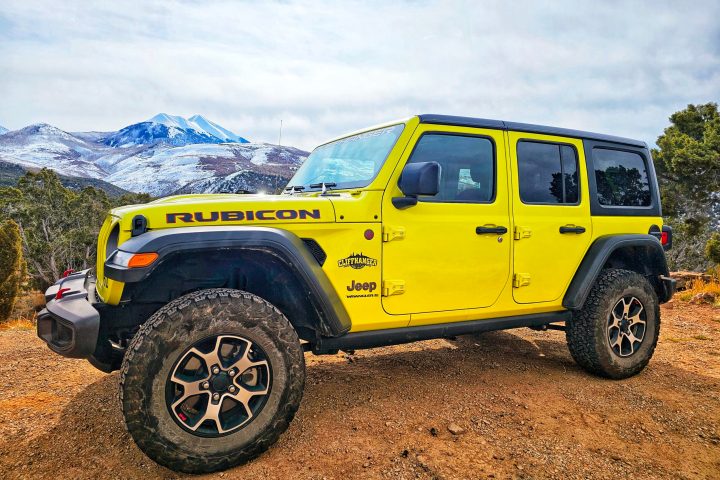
[287,124,405,191]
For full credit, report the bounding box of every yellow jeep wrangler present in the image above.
[38,114,675,473]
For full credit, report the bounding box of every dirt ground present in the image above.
[0,301,718,480]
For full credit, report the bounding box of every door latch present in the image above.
[514,226,532,240]
[513,273,531,288]
[382,226,406,242]
[382,280,405,296]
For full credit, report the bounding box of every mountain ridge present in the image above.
[0,115,306,197]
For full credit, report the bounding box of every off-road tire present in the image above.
[120,288,305,473]
[566,268,660,379]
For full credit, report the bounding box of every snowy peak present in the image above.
[0,125,8,135]
[146,113,248,143]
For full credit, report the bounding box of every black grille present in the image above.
[302,239,326,265]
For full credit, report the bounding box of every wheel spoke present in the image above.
[170,376,208,409]
[190,398,225,433]
[628,297,644,321]
[621,297,632,316]
[626,332,641,354]
[229,348,269,377]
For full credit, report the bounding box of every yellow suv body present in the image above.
[38,114,675,473]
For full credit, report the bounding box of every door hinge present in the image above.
[513,273,531,288]
[514,226,532,240]
[382,280,405,296]
[382,226,406,242]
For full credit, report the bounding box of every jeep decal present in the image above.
[166,209,321,223]
[337,252,378,269]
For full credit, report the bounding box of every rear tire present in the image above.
[120,288,305,473]
[566,268,660,379]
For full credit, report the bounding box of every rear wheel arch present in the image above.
[563,234,671,310]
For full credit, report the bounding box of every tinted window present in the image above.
[407,134,494,203]
[517,141,579,204]
[593,149,650,207]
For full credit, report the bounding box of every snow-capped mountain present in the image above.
[0,123,109,178]
[104,143,305,196]
[103,114,248,147]
[0,125,8,135]
[0,116,307,197]
[149,114,248,143]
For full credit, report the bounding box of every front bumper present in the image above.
[37,269,101,358]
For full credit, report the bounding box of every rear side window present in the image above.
[407,133,495,203]
[593,149,651,207]
[517,141,579,204]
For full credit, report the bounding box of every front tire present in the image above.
[566,269,660,379]
[120,289,305,473]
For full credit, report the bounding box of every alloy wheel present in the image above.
[166,334,271,437]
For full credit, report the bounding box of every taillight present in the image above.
[661,225,672,251]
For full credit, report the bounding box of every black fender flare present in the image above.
[563,234,673,310]
[104,226,351,336]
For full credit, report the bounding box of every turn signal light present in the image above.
[661,231,669,245]
[127,252,159,268]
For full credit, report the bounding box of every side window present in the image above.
[592,148,651,207]
[517,141,579,204]
[406,133,494,203]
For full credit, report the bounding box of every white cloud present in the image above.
[0,0,718,150]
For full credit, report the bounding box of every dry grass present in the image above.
[0,317,35,331]
[0,290,42,330]
[676,276,720,304]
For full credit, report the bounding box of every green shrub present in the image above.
[0,220,24,321]
[705,232,720,266]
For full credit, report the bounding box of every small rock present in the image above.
[448,423,465,435]
[429,427,438,436]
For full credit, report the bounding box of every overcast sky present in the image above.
[1,0,718,150]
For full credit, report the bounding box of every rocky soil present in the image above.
[1,301,718,479]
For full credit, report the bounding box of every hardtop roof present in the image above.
[418,114,646,148]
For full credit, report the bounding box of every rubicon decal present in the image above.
[337,252,378,269]
[166,209,321,223]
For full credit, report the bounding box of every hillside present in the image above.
[0,160,131,197]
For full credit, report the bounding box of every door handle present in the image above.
[559,225,586,234]
[476,226,508,235]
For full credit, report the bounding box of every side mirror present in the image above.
[393,161,441,209]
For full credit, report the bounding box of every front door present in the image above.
[508,132,593,304]
[381,124,511,315]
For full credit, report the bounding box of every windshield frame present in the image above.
[287,123,406,192]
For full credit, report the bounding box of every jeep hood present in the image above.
[109,193,335,232]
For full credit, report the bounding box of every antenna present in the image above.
[278,119,283,147]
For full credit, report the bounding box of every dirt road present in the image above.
[1,301,718,479]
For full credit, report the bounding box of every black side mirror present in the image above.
[392,161,441,209]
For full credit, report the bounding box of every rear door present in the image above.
[381,124,511,315]
[509,132,592,304]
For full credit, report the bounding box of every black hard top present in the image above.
[418,114,646,148]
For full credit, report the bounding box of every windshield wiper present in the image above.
[309,182,337,195]
[284,185,306,193]
[308,182,336,189]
